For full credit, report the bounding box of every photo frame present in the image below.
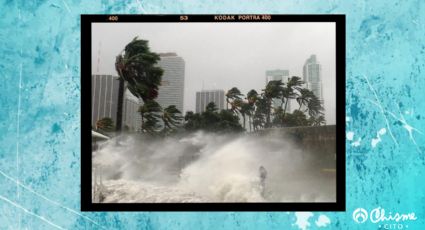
[81,14,346,211]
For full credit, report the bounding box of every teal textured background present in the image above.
[1,0,424,229]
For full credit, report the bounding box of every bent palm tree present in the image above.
[246,89,258,131]
[139,100,162,134]
[311,115,326,126]
[225,87,243,110]
[281,76,304,118]
[239,102,251,130]
[96,117,115,133]
[305,93,324,118]
[263,80,284,128]
[115,37,163,133]
[296,88,314,111]
[162,105,183,134]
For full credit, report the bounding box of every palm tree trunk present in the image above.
[283,98,289,119]
[140,114,144,132]
[242,114,246,130]
[266,98,271,128]
[116,78,125,133]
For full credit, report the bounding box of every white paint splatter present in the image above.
[352,138,362,147]
[372,128,387,148]
[315,214,331,227]
[378,128,386,135]
[367,99,423,153]
[346,131,354,141]
[363,75,399,146]
[294,212,314,230]
[371,138,381,148]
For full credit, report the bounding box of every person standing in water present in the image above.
[259,166,267,198]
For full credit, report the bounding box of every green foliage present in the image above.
[139,100,162,135]
[115,37,163,102]
[247,89,258,105]
[280,110,309,127]
[225,87,243,110]
[162,105,184,135]
[252,96,267,131]
[96,117,115,133]
[184,102,244,133]
[223,75,326,131]
[205,101,218,113]
[114,37,164,133]
[309,115,326,126]
[263,80,284,127]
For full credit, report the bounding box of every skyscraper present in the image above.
[156,53,185,113]
[303,55,323,102]
[92,74,142,131]
[265,69,291,112]
[196,90,225,113]
[266,69,289,85]
[91,75,120,128]
[123,90,142,132]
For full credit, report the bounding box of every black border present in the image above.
[81,14,346,212]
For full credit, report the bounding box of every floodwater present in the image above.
[92,131,335,203]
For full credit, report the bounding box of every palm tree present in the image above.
[296,88,314,111]
[96,117,115,133]
[162,105,183,134]
[139,100,162,134]
[253,96,268,131]
[247,89,258,105]
[239,102,251,130]
[272,107,284,127]
[311,115,326,126]
[115,37,163,133]
[253,111,265,131]
[263,80,284,128]
[231,98,243,114]
[283,110,309,127]
[225,87,243,110]
[305,93,324,118]
[246,89,258,131]
[281,76,304,118]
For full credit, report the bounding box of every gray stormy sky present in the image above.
[92,22,336,124]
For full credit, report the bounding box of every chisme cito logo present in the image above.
[353,208,368,223]
[352,207,417,229]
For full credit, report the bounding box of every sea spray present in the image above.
[93,131,335,202]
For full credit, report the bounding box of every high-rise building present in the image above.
[91,75,120,128]
[303,55,323,102]
[265,69,291,112]
[92,74,142,131]
[156,53,185,113]
[123,90,142,132]
[196,90,225,113]
[266,69,289,85]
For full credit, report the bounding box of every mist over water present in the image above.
[93,131,335,202]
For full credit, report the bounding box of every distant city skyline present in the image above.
[92,23,335,124]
